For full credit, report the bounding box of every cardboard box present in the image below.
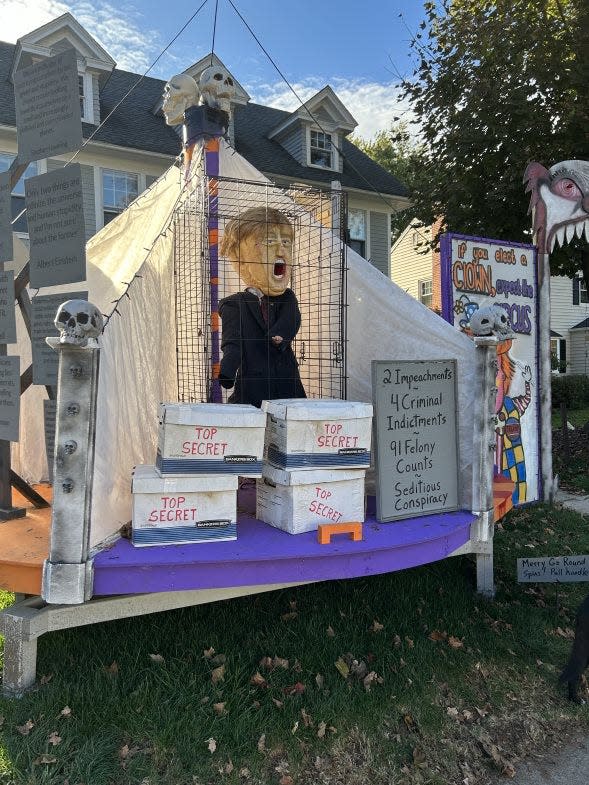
[262,398,373,470]
[156,403,266,477]
[131,465,238,546]
[256,464,366,534]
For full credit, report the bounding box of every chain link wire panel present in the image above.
[174,174,347,403]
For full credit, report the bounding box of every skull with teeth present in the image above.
[54,300,103,347]
[199,65,236,113]
[470,304,513,338]
[162,73,199,125]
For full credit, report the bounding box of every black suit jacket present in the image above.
[219,288,306,407]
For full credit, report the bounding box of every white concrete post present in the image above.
[42,338,100,604]
[472,336,498,597]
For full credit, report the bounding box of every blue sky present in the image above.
[2,0,427,138]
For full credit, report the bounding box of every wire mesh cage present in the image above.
[174,174,347,404]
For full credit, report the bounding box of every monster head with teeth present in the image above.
[524,159,589,254]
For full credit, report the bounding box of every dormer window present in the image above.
[78,72,93,122]
[310,130,333,169]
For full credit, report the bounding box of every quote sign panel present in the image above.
[31,290,87,385]
[372,359,459,522]
[0,271,17,344]
[0,356,20,442]
[440,233,540,505]
[44,399,56,483]
[0,172,12,263]
[14,48,82,162]
[26,164,87,288]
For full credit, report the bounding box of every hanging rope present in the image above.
[210,0,220,66]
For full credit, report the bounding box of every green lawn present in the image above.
[552,406,589,430]
[1,504,589,785]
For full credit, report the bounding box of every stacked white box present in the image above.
[131,465,238,546]
[256,464,366,534]
[257,399,373,534]
[262,398,373,470]
[156,403,266,477]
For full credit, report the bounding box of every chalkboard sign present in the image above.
[372,359,460,521]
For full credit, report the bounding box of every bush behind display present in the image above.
[551,374,589,409]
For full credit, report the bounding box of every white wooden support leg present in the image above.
[476,551,495,598]
[1,605,40,696]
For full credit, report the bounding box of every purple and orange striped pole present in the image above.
[205,136,222,402]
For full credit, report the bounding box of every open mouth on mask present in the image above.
[273,260,286,278]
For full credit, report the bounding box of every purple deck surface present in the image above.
[92,490,476,596]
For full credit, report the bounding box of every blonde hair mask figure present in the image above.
[219,207,306,407]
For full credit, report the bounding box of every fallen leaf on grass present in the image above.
[211,654,226,666]
[334,658,349,679]
[16,720,34,735]
[281,612,298,621]
[393,634,402,648]
[213,702,226,716]
[40,673,53,685]
[326,625,335,637]
[363,671,382,691]
[273,656,289,670]
[291,721,299,735]
[239,767,250,778]
[283,682,305,696]
[223,760,234,774]
[447,707,460,718]
[48,731,62,746]
[315,673,324,689]
[211,664,225,684]
[203,646,215,659]
[428,630,447,642]
[448,636,464,649]
[272,698,284,709]
[279,776,293,785]
[259,656,273,670]
[60,706,72,718]
[405,637,414,648]
[317,722,327,738]
[148,653,165,664]
[250,671,267,688]
[207,738,217,753]
[370,620,384,633]
[413,747,426,766]
[553,627,575,640]
[104,661,119,675]
[33,755,57,765]
[257,734,266,752]
[301,708,313,727]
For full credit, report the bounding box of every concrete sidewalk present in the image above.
[554,489,589,516]
[493,734,589,785]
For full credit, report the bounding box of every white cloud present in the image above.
[250,77,411,140]
[0,0,164,73]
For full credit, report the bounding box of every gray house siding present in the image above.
[369,211,389,276]
[91,74,100,124]
[47,158,96,240]
[280,127,305,166]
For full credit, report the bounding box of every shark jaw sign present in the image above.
[524,159,589,255]
[523,159,589,502]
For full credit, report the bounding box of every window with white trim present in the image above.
[309,129,333,169]
[581,279,589,304]
[418,278,433,308]
[0,153,38,232]
[348,208,366,258]
[102,169,139,225]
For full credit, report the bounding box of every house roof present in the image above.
[0,39,407,199]
[571,318,589,330]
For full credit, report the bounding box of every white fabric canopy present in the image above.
[13,142,475,548]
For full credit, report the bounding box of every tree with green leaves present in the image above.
[397,0,589,277]
[352,122,424,242]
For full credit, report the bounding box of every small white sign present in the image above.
[517,555,589,583]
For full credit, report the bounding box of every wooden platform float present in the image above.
[92,489,475,595]
[0,477,517,599]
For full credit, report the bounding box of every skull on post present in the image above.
[162,73,199,125]
[54,300,103,348]
[199,65,236,113]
